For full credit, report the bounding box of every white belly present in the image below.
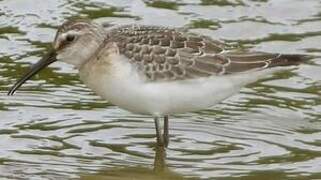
[79,54,278,116]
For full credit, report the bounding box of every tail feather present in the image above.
[227,53,309,86]
[224,52,309,74]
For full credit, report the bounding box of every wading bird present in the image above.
[8,19,307,147]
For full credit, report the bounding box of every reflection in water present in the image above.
[0,0,321,179]
[81,146,185,180]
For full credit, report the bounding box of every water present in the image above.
[0,0,321,179]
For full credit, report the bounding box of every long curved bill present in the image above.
[7,50,57,95]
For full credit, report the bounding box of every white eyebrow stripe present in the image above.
[62,30,83,37]
[54,30,82,50]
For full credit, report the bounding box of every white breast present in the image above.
[79,54,280,116]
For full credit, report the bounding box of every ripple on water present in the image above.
[0,0,321,179]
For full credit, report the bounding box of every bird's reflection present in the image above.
[81,146,186,180]
[153,145,167,173]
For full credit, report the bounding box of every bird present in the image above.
[7,19,307,147]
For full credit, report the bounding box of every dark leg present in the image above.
[154,117,164,146]
[163,115,169,147]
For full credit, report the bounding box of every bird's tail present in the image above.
[267,54,310,67]
[226,53,310,87]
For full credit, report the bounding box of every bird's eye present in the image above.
[66,34,75,42]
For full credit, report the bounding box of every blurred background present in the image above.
[0,0,321,179]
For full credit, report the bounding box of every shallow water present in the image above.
[0,0,321,179]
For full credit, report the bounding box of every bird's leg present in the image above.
[154,117,164,146]
[163,115,169,147]
[154,116,170,147]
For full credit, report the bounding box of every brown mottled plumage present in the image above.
[98,24,306,82]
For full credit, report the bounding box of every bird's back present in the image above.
[104,24,307,83]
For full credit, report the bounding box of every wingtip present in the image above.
[278,54,310,66]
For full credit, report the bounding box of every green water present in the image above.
[0,0,321,179]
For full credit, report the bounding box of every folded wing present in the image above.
[110,25,307,82]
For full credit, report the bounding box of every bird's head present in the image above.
[8,19,106,95]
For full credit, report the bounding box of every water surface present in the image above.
[0,0,321,179]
